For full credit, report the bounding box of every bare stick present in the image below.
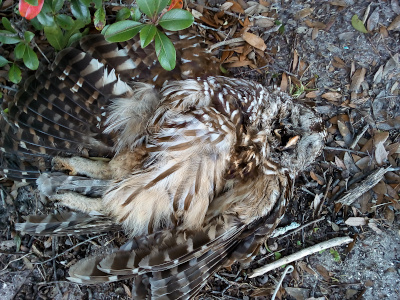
[350,124,369,150]
[207,37,245,52]
[249,236,353,278]
[338,167,389,206]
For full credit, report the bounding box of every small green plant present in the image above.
[0,17,38,83]
[274,252,282,260]
[329,248,341,262]
[103,0,194,70]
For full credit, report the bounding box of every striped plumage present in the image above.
[2,32,325,299]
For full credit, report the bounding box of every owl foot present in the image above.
[52,156,112,179]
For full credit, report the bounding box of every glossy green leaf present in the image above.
[132,8,142,21]
[0,55,10,67]
[94,7,106,31]
[9,64,22,84]
[93,0,102,9]
[0,30,20,44]
[80,0,91,6]
[37,10,55,26]
[15,43,27,59]
[159,9,194,31]
[30,16,44,30]
[55,14,74,30]
[70,0,90,23]
[23,47,39,70]
[351,14,368,33]
[140,24,156,48]
[51,0,64,12]
[116,8,131,21]
[2,17,16,33]
[104,20,144,42]
[136,0,168,18]
[44,25,65,50]
[24,0,38,5]
[154,29,175,71]
[67,32,82,47]
[24,31,35,42]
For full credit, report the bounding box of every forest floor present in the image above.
[1,0,400,299]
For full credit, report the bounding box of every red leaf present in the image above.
[167,0,183,11]
[19,0,44,20]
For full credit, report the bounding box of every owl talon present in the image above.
[52,157,77,175]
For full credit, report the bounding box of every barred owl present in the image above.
[1,32,325,299]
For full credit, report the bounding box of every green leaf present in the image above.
[104,20,144,42]
[93,0,102,9]
[116,7,131,21]
[136,0,168,18]
[15,43,27,59]
[70,0,90,24]
[159,9,194,31]
[52,0,64,12]
[154,29,175,71]
[44,25,65,50]
[24,31,35,42]
[94,7,106,31]
[0,55,10,67]
[24,0,38,5]
[23,47,39,70]
[37,11,55,27]
[0,30,20,44]
[2,17,16,33]
[66,32,82,47]
[140,24,156,48]
[132,8,142,21]
[9,64,22,84]
[55,14,74,30]
[30,17,44,30]
[351,14,368,33]
[80,0,91,6]
[274,252,282,260]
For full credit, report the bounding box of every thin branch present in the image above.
[249,236,353,278]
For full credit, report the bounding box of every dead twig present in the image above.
[338,167,389,206]
[249,236,353,278]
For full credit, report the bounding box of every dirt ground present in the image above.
[1,0,400,299]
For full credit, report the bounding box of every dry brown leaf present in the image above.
[315,264,331,281]
[322,92,342,102]
[123,284,132,298]
[345,217,368,226]
[384,206,395,224]
[355,156,371,170]
[254,18,275,28]
[387,14,400,31]
[329,1,348,6]
[226,60,252,68]
[191,9,203,19]
[292,49,299,72]
[297,261,317,275]
[312,193,322,210]
[375,142,388,165]
[306,90,319,98]
[349,68,366,92]
[244,2,269,15]
[310,171,325,185]
[295,7,313,19]
[242,32,266,51]
[304,20,326,29]
[220,2,234,11]
[312,27,319,40]
[368,220,383,234]
[337,119,352,146]
[334,156,346,169]
[280,72,288,92]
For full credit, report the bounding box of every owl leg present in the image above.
[49,192,105,214]
[52,156,112,179]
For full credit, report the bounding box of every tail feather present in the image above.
[15,212,120,235]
